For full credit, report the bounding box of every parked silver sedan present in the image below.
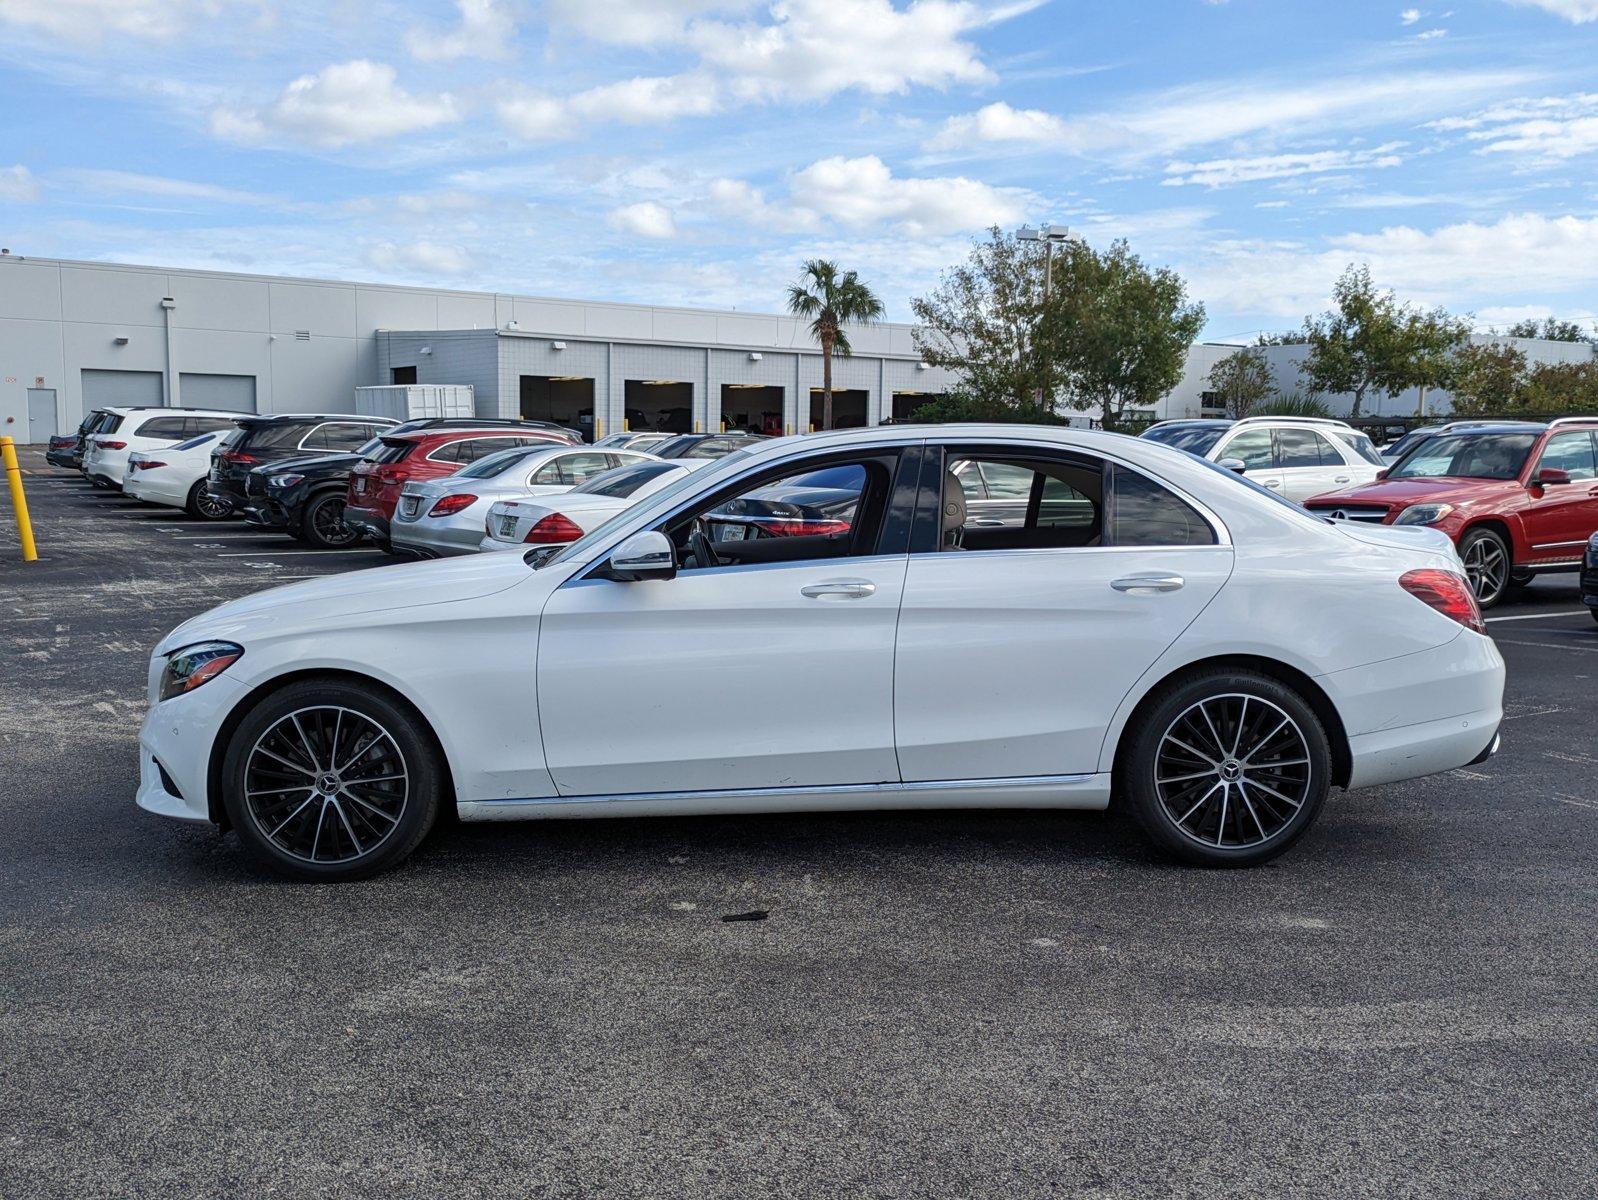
[392,444,659,557]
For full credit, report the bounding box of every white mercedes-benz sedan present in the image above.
[136,425,1505,881]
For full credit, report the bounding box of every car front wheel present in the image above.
[301,491,361,548]
[221,680,443,881]
[1122,669,1331,867]
[1458,527,1512,609]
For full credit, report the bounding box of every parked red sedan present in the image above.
[1304,418,1598,607]
[345,428,570,550]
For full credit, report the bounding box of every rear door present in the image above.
[1522,430,1598,563]
[894,442,1233,781]
[1274,427,1352,502]
[1213,426,1283,495]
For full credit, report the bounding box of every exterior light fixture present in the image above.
[748,352,763,362]
[114,336,130,346]
[551,341,566,350]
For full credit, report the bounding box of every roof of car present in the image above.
[1430,422,1554,436]
[239,412,397,425]
[381,427,572,444]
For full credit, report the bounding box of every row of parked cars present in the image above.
[1142,414,1598,613]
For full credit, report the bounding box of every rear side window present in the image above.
[369,440,416,465]
[100,413,127,434]
[302,423,372,451]
[190,417,238,435]
[135,416,191,439]
[1331,430,1385,466]
[1274,428,1338,468]
[241,421,315,451]
[1106,466,1216,546]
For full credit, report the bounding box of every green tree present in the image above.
[1505,316,1595,343]
[1300,265,1469,417]
[1447,343,1528,415]
[910,227,1062,412]
[1251,392,1333,418]
[1522,360,1598,413]
[907,391,1067,425]
[787,259,884,431]
[1207,347,1274,419]
[1049,239,1206,431]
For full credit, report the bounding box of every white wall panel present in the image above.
[169,273,270,333]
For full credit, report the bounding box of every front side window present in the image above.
[1218,428,1274,470]
[1388,433,1537,481]
[314,423,374,452]
[554,452,615,485]
[1538,431,1597,480]
[136,416,190,439]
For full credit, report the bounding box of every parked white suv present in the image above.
[1142,417,1385,503]
[83,407,241,490]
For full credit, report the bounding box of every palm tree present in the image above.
[786,259,885,431]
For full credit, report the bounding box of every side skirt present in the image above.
[458,773,1112,822]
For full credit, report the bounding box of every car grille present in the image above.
[244,473,267,498]
[1315,504,1390,523]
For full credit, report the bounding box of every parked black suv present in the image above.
[240,417,578,548]
[207,414,396,515]
[1584,532,1598,627]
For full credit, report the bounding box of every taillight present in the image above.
[136,460,167,471]
[746,517,852,538]
[427,493,478,517]
[1399,568,1485,634]
[220,450,258,465]
[96,440,128,450]
[523,513,585,543]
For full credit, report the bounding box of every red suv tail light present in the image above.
[427,493,478,517]
[1399,568,1485,634]
[523,513,585,543]
[96,440,128,450]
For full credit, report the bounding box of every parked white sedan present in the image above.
[137,425,1504,881]
[480,460,703,552]
[391,444,659,558]
[123,428,239,519]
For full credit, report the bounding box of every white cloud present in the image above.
[0,0,223,41]
[365,240,475,276]
[543,0,755,45]
[1400,7,1421,22]
[926,101,1069,150]
[691,0,1000,102]
[1500,0,1598,22]
[786,154,1030,235]
[61,168,271,206]
[705,177,818,231]
[1163,143,1405,187]
[610,201,679,239]
[0,164,40,202]
[211,61,462,149]
[1433,93,1598,163]
[1416,27,1447,38]
[930,69,1532,159]
[405,0,515,62]
[496,92,569,140]
[572,74,722,123]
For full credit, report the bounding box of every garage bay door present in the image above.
[180,373,257,413]
[81,368,163,408]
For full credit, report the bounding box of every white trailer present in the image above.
[354,384,474,422]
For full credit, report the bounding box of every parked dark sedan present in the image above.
[206,413,396,515]
[706,464,863,541]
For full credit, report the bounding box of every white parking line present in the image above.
[1486,610,1591,623]
[1495,638,1598,654]
[217,549,382,556]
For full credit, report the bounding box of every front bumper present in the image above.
[241,498,294,528]
[136,674,249,825]
[344,504,391,542]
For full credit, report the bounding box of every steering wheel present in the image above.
[688,520,721,570]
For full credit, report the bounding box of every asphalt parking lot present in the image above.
[2,445,1594,1199]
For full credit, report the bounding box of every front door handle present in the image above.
[1111,573,1185,594]
[800,580,876,599]
[1263,480,1282,489]
[1333,475,1351,484]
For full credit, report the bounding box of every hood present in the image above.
[1308,476,1519,506]
[155,553,531,655]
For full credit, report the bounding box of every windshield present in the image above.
[1143,424,1229,455]
[572,462,679,497]
[542,449,754,568]
[1389,432,1537,480]
[455,446,548,479]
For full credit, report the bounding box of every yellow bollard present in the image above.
[1,436,39,562]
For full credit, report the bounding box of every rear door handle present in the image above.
[800,580,876,599]
[1333,475,1351,484]
[1111,573,1185,594]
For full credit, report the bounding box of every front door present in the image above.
[535,449,914,796]
[1521,430,1598,563]
[895,445,1233,781]
[26,389,56,445]
[1214,426,1283,496]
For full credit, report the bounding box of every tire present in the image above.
[299,490,362,549]
[1121,668,1332,868]
[373,537,403,557]
[221,679,443,882]
[1591,607,1598,627]
[185,479,233,521]
[1458,527,1512,609]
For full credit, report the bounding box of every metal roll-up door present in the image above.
[81,369,163,408]
[179,373,258,413]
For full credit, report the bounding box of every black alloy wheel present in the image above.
[301,491,361,549]
[186,479,233,520]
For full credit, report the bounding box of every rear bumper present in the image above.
[46,449,79,468]
[124,475,188,507]
[1319,631,1506,790]
[393,518,482,557]
[344,505,391,541]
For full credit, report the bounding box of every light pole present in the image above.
[1015,224,1073,410]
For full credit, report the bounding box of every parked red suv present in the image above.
[1305,418,1598,607]
[345,428,570,549]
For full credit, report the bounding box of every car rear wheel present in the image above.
[301,491,361,549]
[1121,669,1331,868]
[1459,527,1512,609]
[185,479,233,520]
[222,680,442,881]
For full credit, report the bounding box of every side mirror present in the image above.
[605,529,676,581]
[1375,468,1389,482]
[1536,467,1571,487]
[1218,457,1247,475]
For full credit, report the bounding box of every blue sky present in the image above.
[1,0,1595,338]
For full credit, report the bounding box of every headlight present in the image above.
[159,641,243,701]
[1394,503,1454,526]
[266,473,304,488]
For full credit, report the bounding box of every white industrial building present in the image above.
[0,254,959,444]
